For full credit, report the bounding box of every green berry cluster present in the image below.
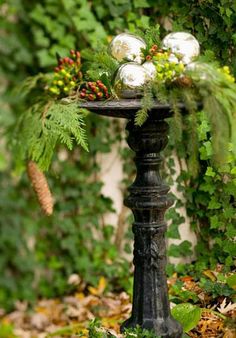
[47,50,82,96]
[153,51,185,82]
[79,81,110,101]
[144,44,185,83]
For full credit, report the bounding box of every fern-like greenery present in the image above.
[134,62,236,169]
[135,86,154,126]
[135,24,161,50]
[82,45,119,92]
[13,98,88,172]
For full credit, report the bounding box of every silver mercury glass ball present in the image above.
[109,33,146,64]
[114,63,151,98]
[142,61,156,79]
[168,53,179,64]
[162,32,200,64]
[186,61,211,80]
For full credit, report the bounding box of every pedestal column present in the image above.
[121,118,182,337]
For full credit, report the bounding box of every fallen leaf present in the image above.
[217,298,236,314]
[203,270,217,281]
[88,277,107,296]
[68,274,81,286]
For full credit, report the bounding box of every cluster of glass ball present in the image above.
[110,32,200,98]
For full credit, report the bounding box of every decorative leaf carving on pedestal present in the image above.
[121,117,182,337]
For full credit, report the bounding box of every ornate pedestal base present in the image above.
[80,100,183,337]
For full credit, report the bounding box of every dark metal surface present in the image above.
[85,100,183,337]
[79,99,187,119]
[120,119,182,337]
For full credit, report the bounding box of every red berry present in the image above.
[80,92,86,98]
[70,49,75,55]
[152,44,158,50]
[59,58,63,65]
[97,92,103,99]
[76,51,81,58]
[54,67,60,72]
[92,86,99,93]
[98,83,104,89]
[146,55,152,61]
[88,94,95,101]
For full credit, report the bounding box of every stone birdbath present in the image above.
[81,99,184,338]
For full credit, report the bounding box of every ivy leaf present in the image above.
[226,8,232,18]
[197,119,210,141]
[208,197,221,210]
[226,274,236,290]
[210,215,220,229]
[171,303,202,333]
[133,0,150,8]
[199,141,212,160]
[205,166,216,177]
[168,241,193,258]
[231,167,236,175]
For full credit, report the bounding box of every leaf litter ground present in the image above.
[0,275,235,338]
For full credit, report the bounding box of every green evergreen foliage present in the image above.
[13,100,88,171]
[134,87,154,126]
[135,62,236,169]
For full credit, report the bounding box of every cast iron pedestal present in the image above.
[80,100,184,338]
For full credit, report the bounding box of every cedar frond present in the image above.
[135,87,154,126]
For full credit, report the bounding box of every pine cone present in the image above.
[27,161,54,216]
[175,76,193,87]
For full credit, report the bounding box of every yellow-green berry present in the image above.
[156,65,163,72]
[223,66,230,74]
[178,63,185,71]
[49,87,58,94]
[164,63,170,70]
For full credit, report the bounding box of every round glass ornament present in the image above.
[162,32,200,64]
[168,53,179,64]
[142,61,156,79]
[186,61,210,80]
[114,63,151,98]
[109,33,146,64]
